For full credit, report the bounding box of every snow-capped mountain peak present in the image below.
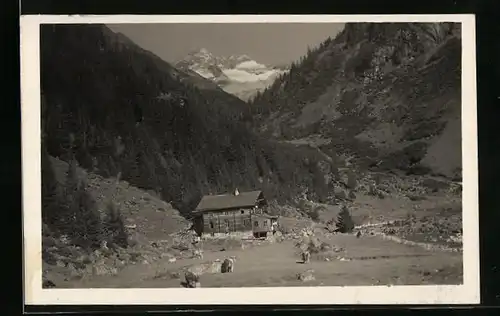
[179,48,217,67]
[175,48,289,101]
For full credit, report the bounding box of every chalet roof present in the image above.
[195,190,264,212]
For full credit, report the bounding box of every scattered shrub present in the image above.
[334,189,347,201]
[368,184,385,199]
[421,178,449,193]
[407,194,427,201]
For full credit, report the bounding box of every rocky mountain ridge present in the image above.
[249,22,462,179]
[176,48,288,101]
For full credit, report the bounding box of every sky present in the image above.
[107,23,345,66]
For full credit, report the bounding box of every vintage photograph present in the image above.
[22,15,479,305]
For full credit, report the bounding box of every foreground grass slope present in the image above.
[56,227,463,288]
[250,22,462,179]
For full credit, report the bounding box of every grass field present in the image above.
[51,226,462,288]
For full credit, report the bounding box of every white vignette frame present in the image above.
[20,14,479,306]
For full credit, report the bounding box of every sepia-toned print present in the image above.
[21,15,479,305]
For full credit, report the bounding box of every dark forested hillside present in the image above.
[249,22,462,179]
[40,24,335,217]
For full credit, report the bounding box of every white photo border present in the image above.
[21,14,479,305]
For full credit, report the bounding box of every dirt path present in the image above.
[59,232,463,288]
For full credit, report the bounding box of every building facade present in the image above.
[192,189,278,238]
[251,213,279,238]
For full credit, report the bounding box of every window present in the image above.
[241,210,245,214]
[243,219,250,227]
[263,221,267,227]
[209,221,214,229]
[254,221,259,227]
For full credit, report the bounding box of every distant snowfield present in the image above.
[186,60,283,83]
[177,48,289,100]
[223,68,280,83]
[235,60,268,70]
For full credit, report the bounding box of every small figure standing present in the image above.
[302,250,311,264]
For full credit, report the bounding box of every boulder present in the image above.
[297,269,315,282]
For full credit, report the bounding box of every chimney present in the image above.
[234,188,240,196]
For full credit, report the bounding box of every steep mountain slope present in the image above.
[176,48,288,101]
[41,24,336,217]
[250,23,462,179]
[111,31,248,102]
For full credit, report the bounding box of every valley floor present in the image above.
[51,228,462,288]
[43,157,463,289]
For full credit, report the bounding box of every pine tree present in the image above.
[63,158,103,249]
[41,142,60,231]
[103,201,129,248]
[336,205,354,233]
[72,181,103,249]
[61,158,81,232]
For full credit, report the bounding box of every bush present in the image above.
[336,205,355,233]
[348,190,356,200]
[309,207,321,221]
[346,170,358,190]
[368,184,377,196]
